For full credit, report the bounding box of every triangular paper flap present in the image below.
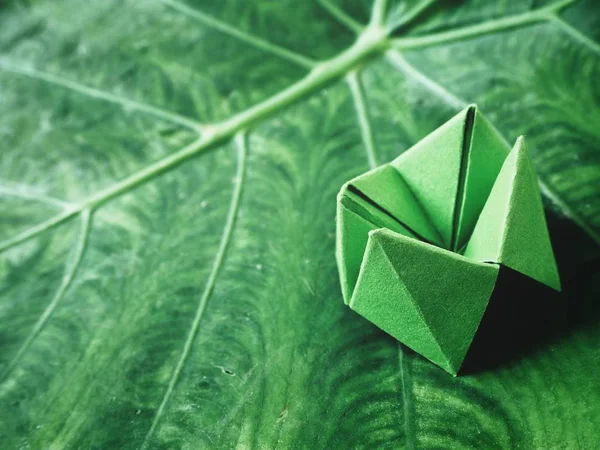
[454,108,510,250]
[348,164,443,245]
[349,231,450,372]
[352,229,499,375]
[336,200,415,304]
[464,137,561,291]
[390,107,470,249]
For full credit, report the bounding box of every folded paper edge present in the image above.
[350,228,500,376]
[464,136,561,291]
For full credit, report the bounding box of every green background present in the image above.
[1,0,599,448]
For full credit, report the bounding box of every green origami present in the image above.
[336,105,560,376]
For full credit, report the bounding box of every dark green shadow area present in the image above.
[461,208,600,375]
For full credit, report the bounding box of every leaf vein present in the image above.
[385,50,466,109]
[316,0,364,34]
[157,0,316,69]
[0,61,204,132]
[140,131,247,449]
[550,14,600,56]
[398,345,415,450]
[393,0,576,50]
[0,209,91,381]
[370,0,389,29]
[0,207,79,253]
[347,70,379,168]
[0,184,72,209]
[388,0,439,33]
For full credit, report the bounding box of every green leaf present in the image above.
[1,0,599,448]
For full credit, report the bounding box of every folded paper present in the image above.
[336,105,560,376]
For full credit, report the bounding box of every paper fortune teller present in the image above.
[336,105,560,376]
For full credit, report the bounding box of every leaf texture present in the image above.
[1,0,599,448]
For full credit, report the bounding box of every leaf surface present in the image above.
[1,0,599,448]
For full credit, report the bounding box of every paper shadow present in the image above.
[460,210,600,375]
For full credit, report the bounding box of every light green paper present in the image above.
[463,137,561,291]
[336,105,561,375]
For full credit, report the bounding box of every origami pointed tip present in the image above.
[465,134,561,292]
[368,228,384,238]
[452,103,511,250]
[338,180,352,193]
[514,135,527,148]
[456,104,477,126]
